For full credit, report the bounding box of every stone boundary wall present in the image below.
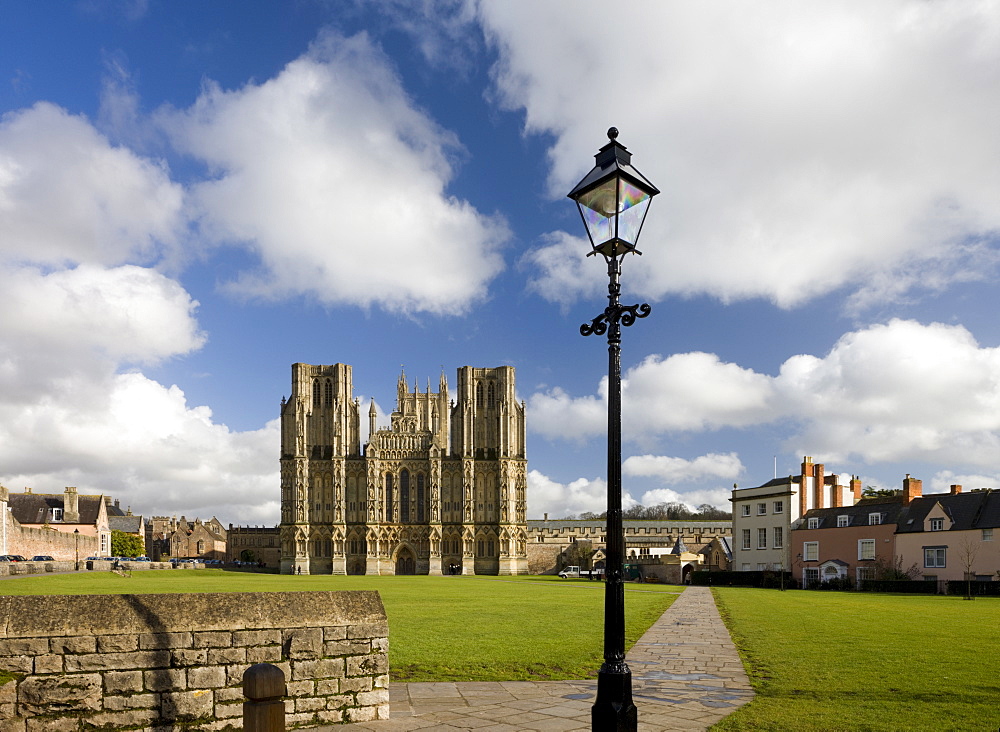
[0,561,193,577]
[5,523,99,563]
[0,591,388,730]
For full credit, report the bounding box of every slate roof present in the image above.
[896,490,1000,533]
[8,493,105,525]
[108,515,143,534]
[799,497,906,529]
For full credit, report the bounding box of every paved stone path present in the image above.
[336,586,753,731]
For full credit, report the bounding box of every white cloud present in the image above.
[478,1,1000,309]
[0,102,185,267]
[527,470,638,519]
[623,452,743,484]
[638,486,734,513]
[163,30,508,315]
[529,319,1000,472]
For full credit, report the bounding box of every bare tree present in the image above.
[956,534,981,600]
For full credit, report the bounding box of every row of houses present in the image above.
[732,458,1000,585]
[0,485,228,562]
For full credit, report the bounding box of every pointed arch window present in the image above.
[476,382,484,407]
[400,469,410,523]
[487,382,496,408]
[417,473,425,523]
[385,473,394,522]
[313,380,321,407]
[324,379,333,407]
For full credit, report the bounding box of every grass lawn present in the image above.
[711,588,1000,732]
[0,570,679,682]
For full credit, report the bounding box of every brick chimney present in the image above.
[950,484,962,495]
[831,476,843,508]
[800,457,813,515]
[902,474,923,505]
[851,476,863,503]
[815,463,825,509]
[64,486,80,523]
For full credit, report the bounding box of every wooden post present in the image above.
[243,663,286,732]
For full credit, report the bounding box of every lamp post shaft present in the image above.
[592,259,638,730]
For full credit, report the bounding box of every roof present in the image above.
[108,515,143,534]
[896,490,1000,533]
[8,493,105,525]
[798,498,906,529]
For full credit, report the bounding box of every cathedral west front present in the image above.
[278,363,529,575]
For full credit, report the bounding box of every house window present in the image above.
[803,567,819,584]
[757,563,767,570]
[757,503,767,516]
[807,517,819,529]
[773,526,783,549]
[742,529,751,550]
[803,541,818,561]
[49,508,64,522]
[757,528,767,549]
[924,547,946,568]
[858,539,875,561]
[930,518,943,531]
[741,504,750,517]
[101,534,109,554]
[773,500,783,514]
[983,528,994,541]
[869,513,881,525]
[837,515,849,527]
[857,566,874,584]
[741,563,751,571]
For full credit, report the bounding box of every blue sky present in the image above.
[2,1,1000,525]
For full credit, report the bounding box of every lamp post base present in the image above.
[591,665,637,731]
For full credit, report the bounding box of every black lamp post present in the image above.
[74,528,80,569]
[568,127,658,731]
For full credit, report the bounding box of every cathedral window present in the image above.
[478,540,484,555]
[324,379,333,406]
[400,469,410,523]
[313,380,321,406]
[476,382,484,407]
[385,474,394,522]
[487,382,496,408]
[417,473,425,523]
[488,539,495,556]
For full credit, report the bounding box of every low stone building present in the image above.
[526,518,731,575]
[147,516,227,562]
[227,526,280,567]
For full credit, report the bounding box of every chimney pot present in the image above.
[950,484,963,494]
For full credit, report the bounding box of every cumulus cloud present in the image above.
[527,470,639,519]
[638,486,735,514]
[478,1,1000,309]
[162,30,508,315]
[0,102,185,267]
[623,452,743,483]
[529,319,1000,471]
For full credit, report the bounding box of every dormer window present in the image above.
[869,513,882,526]
[49,508,63,522]
[930,518,944,531]
[807,517,819,529]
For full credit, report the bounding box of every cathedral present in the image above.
[278,363,529,575]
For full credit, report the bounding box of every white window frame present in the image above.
[837,515,849,527]
[742,529,751,550]
[773,526,783,549]
[858,539,875,561]
[757,563,767,571]
[741,563,751,571]
[807,517,819,529]
[803,567,819,584]
[930,518,943,531]
[924,547,946,568]
[741,504,751,517]
[757,503,767,516]
[803,541,818,561]
[869,513,882,525]
[757,527,767,549]
[983,528,994,541]
[773,500,783,514]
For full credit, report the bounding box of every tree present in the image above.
[872,553,919,581]
[956,534,981,600]
[862,486,897,497]
[111,530,145,558]
[561,539,594,569]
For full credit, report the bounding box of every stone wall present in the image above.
[0,591,388,730]
[4,521,99,562]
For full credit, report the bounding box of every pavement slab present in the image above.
[327,586,753,732]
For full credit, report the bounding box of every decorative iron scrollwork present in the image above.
[580,302,652,337]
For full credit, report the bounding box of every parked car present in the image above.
[30,555,54,561]
[4,555,26,562]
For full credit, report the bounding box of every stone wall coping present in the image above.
[0,591,385,638]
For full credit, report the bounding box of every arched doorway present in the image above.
[396,547,416,575]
